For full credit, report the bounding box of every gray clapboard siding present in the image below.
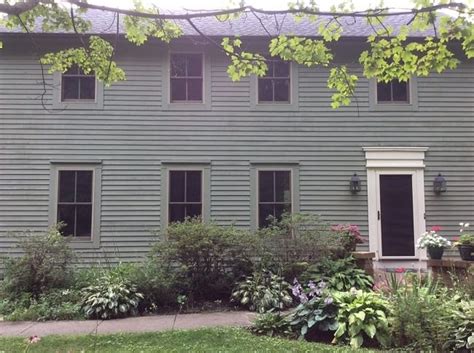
[0,37,473,264]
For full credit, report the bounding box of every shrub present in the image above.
[330,224,364,253]
[255,213,346,277]
[1,289,83,321]
[232,270,293,313]
[251,312,293,338]
[387,273,458,351]
[82,265,144,319]
[288,280,338,340]
[1,225,74,299]
[301,257,373,291]
[333,290,390,348]
[151,219,255,302]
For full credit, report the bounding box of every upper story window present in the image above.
[168,170,202,223]
[57,170,93,238]
[258,170,292,228]
[258,59,290,103]
[61,65,96,101]
[170,53,203,102]
[377,79,409,103]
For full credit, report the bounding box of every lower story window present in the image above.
[57,170,93,238]
[258,170,292,228]
[168,170,202,223]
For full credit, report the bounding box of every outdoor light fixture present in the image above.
[350,173,361,194]
[433,173,447,194]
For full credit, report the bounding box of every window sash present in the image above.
[258,59,290,103]
[258,170,292,227]
[170,54,204,102]
[377,80,410,103]
[168,170,203,223]
[57,170,94,238]
[61,74,96,101]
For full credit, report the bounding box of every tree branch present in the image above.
[0,0,40,15]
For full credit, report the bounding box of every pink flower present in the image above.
[395,267,406,273]
[430,226,442,232]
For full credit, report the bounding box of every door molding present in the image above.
[364,147,428,260]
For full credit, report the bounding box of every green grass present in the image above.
[0,327,377,353]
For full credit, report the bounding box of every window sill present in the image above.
[66,237,100,249]
[163,102,211,111]
[369,103,418,112]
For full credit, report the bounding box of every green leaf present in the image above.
[350,335,363,348]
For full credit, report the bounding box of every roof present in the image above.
[1,9,437,38]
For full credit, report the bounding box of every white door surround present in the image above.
[364,147,428,265]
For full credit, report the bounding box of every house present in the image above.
[0,10,473,270]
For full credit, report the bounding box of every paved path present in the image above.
[0,311,256,337]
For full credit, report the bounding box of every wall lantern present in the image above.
[350,173,361,194]
[433,173,447,194]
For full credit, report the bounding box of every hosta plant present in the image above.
[289,280,338,339]
[251,311,293,338]
[231,270,292,313]
[82,272,144,320]
[333,289,390,348]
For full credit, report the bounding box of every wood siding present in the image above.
[0,39,473,263]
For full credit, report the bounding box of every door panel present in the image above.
[379,174,415,256]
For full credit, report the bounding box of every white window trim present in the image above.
[160,162,211,232]
[49,161,102,249]
[52,72,104,110]
[250,61,299,111]
[250,162,300,230]
[162,49,212,111]
[364,147,428,260]
[368,77,418,111]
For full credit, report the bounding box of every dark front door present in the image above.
[379,174,415,256]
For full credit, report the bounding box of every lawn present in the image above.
[0,327,377,353]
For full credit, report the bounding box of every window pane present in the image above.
[258,79,273,102]
[275,203,291,222]
[275,171,291,202]
[186,171,202,202]
[274,79,290,102]
[377,81,392,102]
[264,60,274,78]
[79,77,95,100]
[187,79,203,101]
[259,171,274,202]
[274,61,289,77]
[186,203,202,219]
[392,80,409,102]
[76,171,93,203]
[169,171,185,202]
[65,65,80,75]
[76,204,92,237]
[58,204,75,236]
[62,77,79,100]
[169,204,186,223]
[58,170,76,202]
[187,54,202,76]
[170,78,187,101]
[259,204,274,228]
[170,55,187,77]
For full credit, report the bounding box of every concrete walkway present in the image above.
[0,311,256,337]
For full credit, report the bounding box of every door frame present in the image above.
[364,147,428,260]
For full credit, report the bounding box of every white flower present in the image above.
[460,222,464,226]
[465,223,470,228]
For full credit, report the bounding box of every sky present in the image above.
[91,0,454,11]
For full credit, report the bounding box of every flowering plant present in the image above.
[416,226,451,249]
[453,222,474,246]
[331,224,363,252]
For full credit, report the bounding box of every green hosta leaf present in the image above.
[364,323,376,338]
[350,335,364,348]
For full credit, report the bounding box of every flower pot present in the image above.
[458,245,474,261]
[427,246,444,260]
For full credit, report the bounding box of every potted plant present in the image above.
[453,223,474,261]
[416,226,451,260]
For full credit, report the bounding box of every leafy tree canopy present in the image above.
[0,0,472,108]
